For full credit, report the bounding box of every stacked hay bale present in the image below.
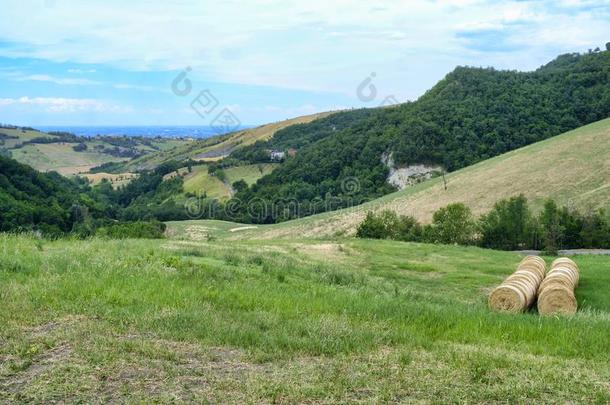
[489,256,546,313]
[537,257,579,315]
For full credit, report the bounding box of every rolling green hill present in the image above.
[0,126,187,175]
[119,111,334,172]
[230,50,610,221]
[164,163,278,200]
[190,118,610,240]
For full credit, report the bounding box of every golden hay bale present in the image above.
[537,257,579,315]
[489,256,547,312]
[505,278,537,306]
[547,266,579,286]
[551,257,577,269]
[521,256,546,271]
[517,262,546,280]
[511,270,541,285]
[537,285,577,315]
[489,285,527,313]
[550,260,579,286]
[538,274,574,293]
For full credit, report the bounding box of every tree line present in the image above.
[356,195,610,253]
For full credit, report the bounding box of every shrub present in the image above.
[479,195,538,250]
[580,209,610,248]
[427,203,476,245]
[95,220,166,239]
[356,210,422,241]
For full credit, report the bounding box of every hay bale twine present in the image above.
[489,256,547,313]
[537,257,579,315]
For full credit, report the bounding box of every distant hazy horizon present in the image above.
[35,125,253,138]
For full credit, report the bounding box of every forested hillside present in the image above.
[0,156,186,235]
[0,156,97,234]
[229,50,610,223]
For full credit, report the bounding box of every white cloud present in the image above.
[18,74,101,86]
[67,68,97,74]
[112,83,162,92]
[0,0,608,100]
[0,96,130,113]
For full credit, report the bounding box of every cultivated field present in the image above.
[1,231,608,402]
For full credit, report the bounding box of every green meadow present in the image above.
[1,230,608,402]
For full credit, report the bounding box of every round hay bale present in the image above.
[521,256,546,272]
[547,266,578,286]
[489,285,527,312]
[489,256,548,313]
[512,270,541,285]
[506,279,536,306]
[551,257,578,269]
[537,257,579,315]
[537,285,577,315]
[517,262,546,280]
[538,274,574,293]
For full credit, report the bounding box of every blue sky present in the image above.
[0,0,609,126]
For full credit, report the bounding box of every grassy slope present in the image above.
[1,128,123,175]
[180,164,278,200]
[1,233,608,402]
[182,165,229,198]
[10,143,125,175]
[81,172,139,188]
[1,127,193,175]
[225,163,278,186]
[122,111,334,171]
[0,128,54,148]
[192,112,335,160]
[231,118,610,240]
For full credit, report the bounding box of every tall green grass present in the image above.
[1,234,608,402]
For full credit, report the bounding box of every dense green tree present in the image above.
[539,200,565,255]
[356,210,421,241]
[479,195,538,250]
[427,203,476,245]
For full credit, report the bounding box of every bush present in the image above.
[72,143,87,152]
[356,197,610,251]
[580,209,610,248]
[427,203,476,245]
[95,221,166,239]
[479,195,538,250]
[356,210,421,241]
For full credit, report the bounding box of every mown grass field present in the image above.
[1,230,608,403]
[241,118,610,240]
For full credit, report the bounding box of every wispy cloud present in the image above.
[18,74,101,86]
[0,0,608,125]
[0,96,130,113]
[2,0,608,96]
